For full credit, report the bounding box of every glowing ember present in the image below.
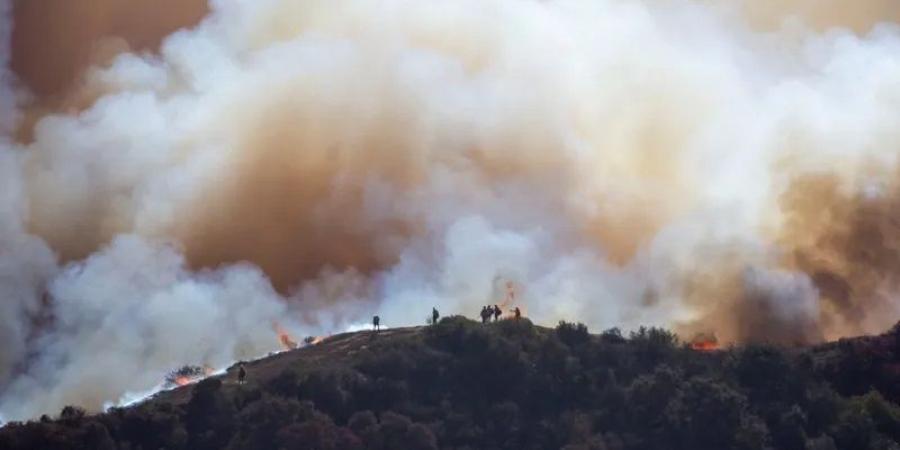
[174,376,192,386]
[274,322,298,350]
[691,341,719,351]
[690,333,719,352]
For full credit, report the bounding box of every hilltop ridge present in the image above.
[3,317,900,449]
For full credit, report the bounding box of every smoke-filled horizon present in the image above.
[3,0,900,421]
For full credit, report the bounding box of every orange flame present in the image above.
[166,364,213,387]
[690,333,719,352]
[691,341,719,351]
[304,335,325,346]
[505,281,515,304]
[496,279,526,319]
[273,322,298,350]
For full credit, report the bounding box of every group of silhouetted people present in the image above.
[480,305,522,323]
[369,304,521,332]
[480,305,502,323]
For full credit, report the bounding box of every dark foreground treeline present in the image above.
[3,317,900,450]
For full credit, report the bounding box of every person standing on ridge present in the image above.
[493,304,502,322]
[432,307,440,325]
[373,315,381,332]
[238,363,246,385]
[514,306,521,320]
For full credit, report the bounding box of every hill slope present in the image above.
[3,318,900,450]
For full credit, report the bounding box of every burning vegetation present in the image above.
[163,365,213,388]
[303,336,325,346]
[273,322,328,351]
[689,333,720,352]
[490,277,527,320]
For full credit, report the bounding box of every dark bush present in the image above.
[59,406,86,423]
[268,367,301,397]
[556,321,590,347]
[298,372,351,419]
[600,327,626,344]
[625,365,681,439]
[727,344,793,403]
[629,326,678,369]
[859,390,900,442]
[186,378,236,450]
[771,405,808,450]
[664,377,760,449]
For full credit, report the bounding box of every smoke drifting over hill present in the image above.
[3,0,900,420]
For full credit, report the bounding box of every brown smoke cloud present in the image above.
[4,0,900,421]
[736,0,900,33]
[9,0,208,140]
[675,165,900,345]
[175,90,424,290]
[778,169,900,340]
[11,0,208,97]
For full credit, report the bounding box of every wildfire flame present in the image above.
[166,365,214,387]
[504,281,516,307]
[274,322,298,350]
[304,335,325,346]
[690,333,719,352]
[496,278,526,319]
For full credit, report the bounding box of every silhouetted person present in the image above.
[493,304,502,322]
[514,306,521,320]
[373,315,381,331]
[480,306,490,324]
[432,307,440,325]
[238,363,246,385]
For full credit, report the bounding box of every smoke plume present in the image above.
[0,0,17,133]
[3,0,900,421]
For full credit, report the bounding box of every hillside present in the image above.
[3,318,900,450]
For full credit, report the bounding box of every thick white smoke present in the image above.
[0,236,287,420]
[2,0,900,421]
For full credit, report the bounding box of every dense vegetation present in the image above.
[3,317,900,449]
